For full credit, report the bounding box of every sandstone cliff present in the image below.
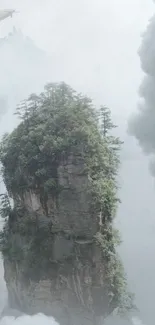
[0,83,133,324]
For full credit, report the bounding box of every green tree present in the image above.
[100,105,123,178]
[100,105,116,136]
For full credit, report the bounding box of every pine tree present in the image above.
[100,105,123,177]
[15,93,40,123]
[98,105,123,228]
[15,100,29,121]
[100,106,116,137]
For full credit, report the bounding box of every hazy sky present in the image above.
[0,0,154,124]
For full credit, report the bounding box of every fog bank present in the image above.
[128,1,155,178]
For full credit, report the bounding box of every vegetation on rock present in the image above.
[0,82,134,316]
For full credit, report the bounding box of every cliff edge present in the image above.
[0,83,133,324]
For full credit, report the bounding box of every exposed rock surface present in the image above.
[21,152,98,237]
[2,152,113,325]
[1,306,24,319]
[0,83,131,325]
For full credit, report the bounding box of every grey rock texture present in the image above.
[1,306,24,319]
[20,152,98,237]
[2,152,114,325]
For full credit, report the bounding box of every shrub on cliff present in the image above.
[0,82,134,316]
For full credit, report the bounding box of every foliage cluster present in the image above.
[94,230,135,315]
[0,83,121,218]
[0,214,54,281]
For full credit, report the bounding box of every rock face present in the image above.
[4,243,108,325]
[22,152,98,238]
[2,152,113,325]
[0,83,131,324]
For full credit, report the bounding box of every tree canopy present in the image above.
[0,82,121,223]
